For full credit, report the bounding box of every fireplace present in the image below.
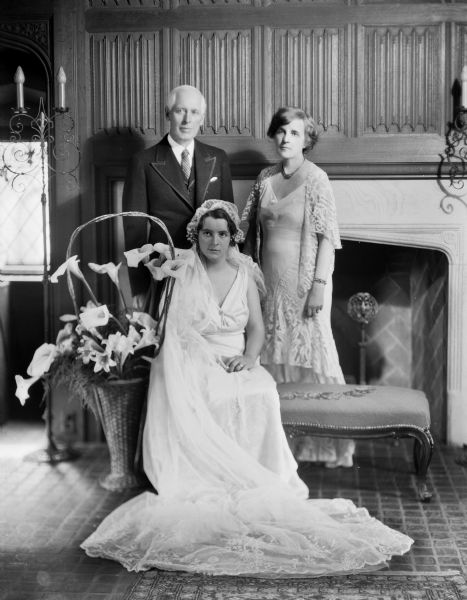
[331,178,467,447]
[332,240,448,441]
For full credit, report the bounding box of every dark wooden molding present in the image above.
[85,5,467,32]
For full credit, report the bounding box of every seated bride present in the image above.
[81,199,413,576]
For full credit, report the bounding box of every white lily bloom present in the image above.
[50,255,84,283]
[129,311,157,331]
[124,244,156,268]
[88,262,121,287]
[15,374,41,405]
[26,343,58,377]
[56,323,76,353]
[134,328,160,352]
[92,352,117,373]
[127,324,141,345]
[80,304,110,329]
[104,331,135,367]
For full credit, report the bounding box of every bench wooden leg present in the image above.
[412,430,434,503]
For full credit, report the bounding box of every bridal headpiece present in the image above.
[186,199,244,244]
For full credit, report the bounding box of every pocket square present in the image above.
[209,176,218,183]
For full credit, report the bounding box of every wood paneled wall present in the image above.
[84,1,467,178]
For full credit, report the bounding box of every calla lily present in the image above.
[26,343,58,377]
[129,311,157,331]
[124,244,156,268]
[81,300,97,310]
[152,243,173,260]
[88,262,121,287]
[50,255,84,283]
[145,259,167,281]
[59,314,78,322]
[80,304,110,330]
[15,374,41,405]
[160,258,189,279]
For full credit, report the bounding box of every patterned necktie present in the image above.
[181,149,191,184]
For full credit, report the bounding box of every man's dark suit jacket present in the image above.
[123,134,234,295]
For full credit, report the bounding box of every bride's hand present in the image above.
[223,354,256,372]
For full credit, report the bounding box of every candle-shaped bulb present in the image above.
[57,66,66,110]
[14,66,25,110]
[461,65,467,109]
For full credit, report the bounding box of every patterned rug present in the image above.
[124,570,467,600]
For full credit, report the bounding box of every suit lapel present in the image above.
[149,137,192,210]
[194,142,216,207]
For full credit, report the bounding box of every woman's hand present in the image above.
[222,354,256,372]
[304,285,325,318]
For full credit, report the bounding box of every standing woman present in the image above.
[241,107,354,468]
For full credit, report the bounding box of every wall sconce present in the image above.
[2,66,80,464]
[441,65,467,190]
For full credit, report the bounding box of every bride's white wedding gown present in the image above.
[81,248,413,576]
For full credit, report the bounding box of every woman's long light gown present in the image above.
[81,249,412,576]
[259,170,354,465]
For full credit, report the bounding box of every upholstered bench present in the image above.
[278,383,433,502]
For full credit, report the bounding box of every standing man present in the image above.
[123,85,234,303]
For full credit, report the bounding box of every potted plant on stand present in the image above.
[15,212,175,491]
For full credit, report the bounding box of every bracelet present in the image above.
[313,278,327,285]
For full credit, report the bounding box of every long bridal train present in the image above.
[81,248,413,576]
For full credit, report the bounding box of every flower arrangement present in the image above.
[15,212,175,408]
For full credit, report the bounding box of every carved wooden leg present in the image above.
[413,433,433,503]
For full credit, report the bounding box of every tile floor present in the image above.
[1,421,467,599]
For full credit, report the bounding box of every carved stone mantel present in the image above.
[332,179,467,446]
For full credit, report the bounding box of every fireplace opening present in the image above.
[332,240,448,442]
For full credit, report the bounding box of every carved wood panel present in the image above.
[361,25,443,135]
[90,33,161,134]
[84,4,467,173]
[177,30,254,135]
[268,27,347,136]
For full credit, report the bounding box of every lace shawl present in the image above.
[240,161,341,297]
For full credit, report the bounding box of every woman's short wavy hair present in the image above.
[267,107,318,151]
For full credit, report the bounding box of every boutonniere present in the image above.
[209,176,218,183]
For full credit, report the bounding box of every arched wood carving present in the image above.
[362,25,442,135]
[90,33,161,134]
[269,27,346,136]
[178,30,253,135]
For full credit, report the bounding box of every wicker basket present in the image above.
[91,377,149,491]
[65,211,175,491]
